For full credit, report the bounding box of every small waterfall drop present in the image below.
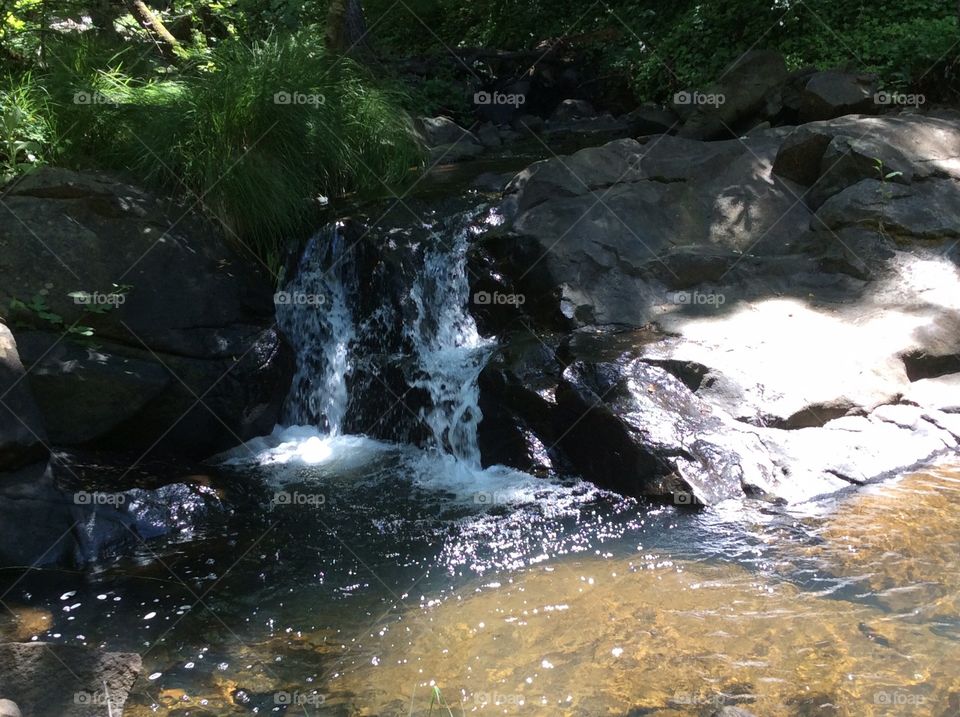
[277,224,356,435]
[277,210,492,464]
[403,219,490,466]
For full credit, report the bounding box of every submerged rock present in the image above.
[0,642,141,717]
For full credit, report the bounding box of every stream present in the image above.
[1,191,958,716]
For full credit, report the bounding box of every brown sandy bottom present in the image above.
[110,466,959,716]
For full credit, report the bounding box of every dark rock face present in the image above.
[0,456,227,567]
[555,359,773,504]
[0,642,142,717]
[415,116,484,164]
[0,326,48,471]
[551,99,597,121]
[677,50,789,140]
[0,168,294,460]
[799,70,877,122]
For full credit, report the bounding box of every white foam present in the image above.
[216,425,567,508]
[215,424,395,469]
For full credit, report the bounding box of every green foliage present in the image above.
[364,0,959,103]
[0,72,50,179]
[2,31,424,271]
[8,294,92,337]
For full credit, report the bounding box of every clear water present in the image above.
[3,448,958,716]
[2,215,958,716]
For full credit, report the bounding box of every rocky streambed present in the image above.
[1,55,960,714]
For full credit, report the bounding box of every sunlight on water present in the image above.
[323,466,960,716]
[7,465,959,717]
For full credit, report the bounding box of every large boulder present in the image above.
[816,178,960,238]
[0,325,47,471]
[550,99,597,121]
[479,112,960,504]
[799,70,877,122]
[625,104,679,136]
[772,114,960,209]
[0,642,141,717]
[677,50,789,140]
[415,116,484,163]
[0,168,294,459]
[501,132,811,325]
[555,358,778,504]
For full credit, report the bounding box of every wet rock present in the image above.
[553,358,780,504]
[0,642,141,717]
[903,374,960,412]
[799,70,877,122]
[15,326,292,459]
[0,325,47,471]
[477,338,565,475]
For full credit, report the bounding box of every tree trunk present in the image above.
[127,0,179,57]
[325,0,372,57]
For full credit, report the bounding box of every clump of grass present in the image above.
[5,32,424,272]
[0,71,53,178]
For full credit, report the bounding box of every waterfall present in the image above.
[277,223,356,435]
[277,210,492,464]
[403,219,489,466]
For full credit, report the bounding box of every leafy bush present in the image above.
[0,71,51,179]
[364,0,959,104]
[2,32,424,270]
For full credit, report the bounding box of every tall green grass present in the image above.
[2,33,424,271]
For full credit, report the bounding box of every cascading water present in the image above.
[276,209,493,465]
[277,223,357,435]
[403,219,490,465]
